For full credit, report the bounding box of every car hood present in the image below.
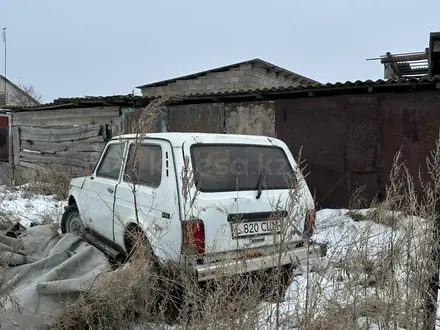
[70,177,87,189]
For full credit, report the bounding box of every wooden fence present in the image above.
[12,124,107,174]
[7,105,122,176]
[14,124,106,170]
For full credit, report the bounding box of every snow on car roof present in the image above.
[111,132,280,147]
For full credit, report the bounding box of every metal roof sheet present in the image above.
[9,75,440,111]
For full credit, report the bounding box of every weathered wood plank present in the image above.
[19,161,95,175]
[20,135,104,153]
[20,127,101,142]
[54,151,101,162]
[101,124,108,140]
[21,141,105,154]
[66,142,105,153]
[11,127,20,165]
[19,161,46,171]
[111,123,119,138]
[12,106,119,121]
[12,116,118,127]
[20,151,88,167]
[19,124,101,136]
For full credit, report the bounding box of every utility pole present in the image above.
[1,27,6,103]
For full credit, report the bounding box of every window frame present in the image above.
[123,142,163,188]
[189,143,295,193]
[95,142,127,181]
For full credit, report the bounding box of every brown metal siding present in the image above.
[168,103,225,133]
[275,97,348,208]
[377,92,438,195]
[125,109,163,134]
[275,90,440,208]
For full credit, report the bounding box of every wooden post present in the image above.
[7,113,13,185]
[11,126,19,165]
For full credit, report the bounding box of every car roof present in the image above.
[111,132,279,147]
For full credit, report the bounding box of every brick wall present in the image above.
[141,63,302,97]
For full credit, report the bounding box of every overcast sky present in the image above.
[1,0,438,103]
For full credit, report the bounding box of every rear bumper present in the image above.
[194,242,327,282]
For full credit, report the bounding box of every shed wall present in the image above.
[275,90,440,208]
[10,106,121,176]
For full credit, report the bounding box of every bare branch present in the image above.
[8,79,42,106]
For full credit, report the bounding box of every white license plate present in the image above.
[231,220,281,239]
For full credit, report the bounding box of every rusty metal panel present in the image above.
[168,103,224,133]
[377,92,427,196]
[275,97,348,208]
[225,101,275,137]
[346,95,379,172]
[346,172,379,207]
[124,108,164,134]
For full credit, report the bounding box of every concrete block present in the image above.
[239,63,253,70]
[267,72,276,79]
[234,82,246,89]
[188,84,200,90]
[244,69,256,76]
[176,80,188,86]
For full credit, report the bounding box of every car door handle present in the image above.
[107,187,114,194]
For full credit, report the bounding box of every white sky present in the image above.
[1,0,438,103]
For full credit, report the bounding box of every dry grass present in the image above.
[14,163,92,201]
[47,229,296,330]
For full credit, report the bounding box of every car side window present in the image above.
[124,144,162,187]
[96,144,124,180]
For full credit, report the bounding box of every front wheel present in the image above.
[61,204,86,237]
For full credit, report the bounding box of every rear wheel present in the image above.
[61,204,85,237]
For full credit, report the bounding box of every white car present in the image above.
[62,132,325,297]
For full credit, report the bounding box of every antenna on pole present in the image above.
[1,27,6,104]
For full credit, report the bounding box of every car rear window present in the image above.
[190,144,295,192]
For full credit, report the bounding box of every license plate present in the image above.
[231,220,281,239]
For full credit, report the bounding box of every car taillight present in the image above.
[182,219,205,255]
[304,209,316,238]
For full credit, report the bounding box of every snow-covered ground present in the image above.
[0,185,65,228]
[0,185,434,329]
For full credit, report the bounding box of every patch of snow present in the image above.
[0,185,65,227]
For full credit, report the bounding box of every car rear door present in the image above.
[82,141,127,242]
[179,135,313,255]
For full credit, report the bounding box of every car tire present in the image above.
[61,204,86,237]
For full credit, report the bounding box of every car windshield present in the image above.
[191,144,296,192]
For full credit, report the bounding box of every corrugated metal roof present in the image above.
[9,75,440,111]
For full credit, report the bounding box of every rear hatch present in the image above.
[180,135,315,258]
